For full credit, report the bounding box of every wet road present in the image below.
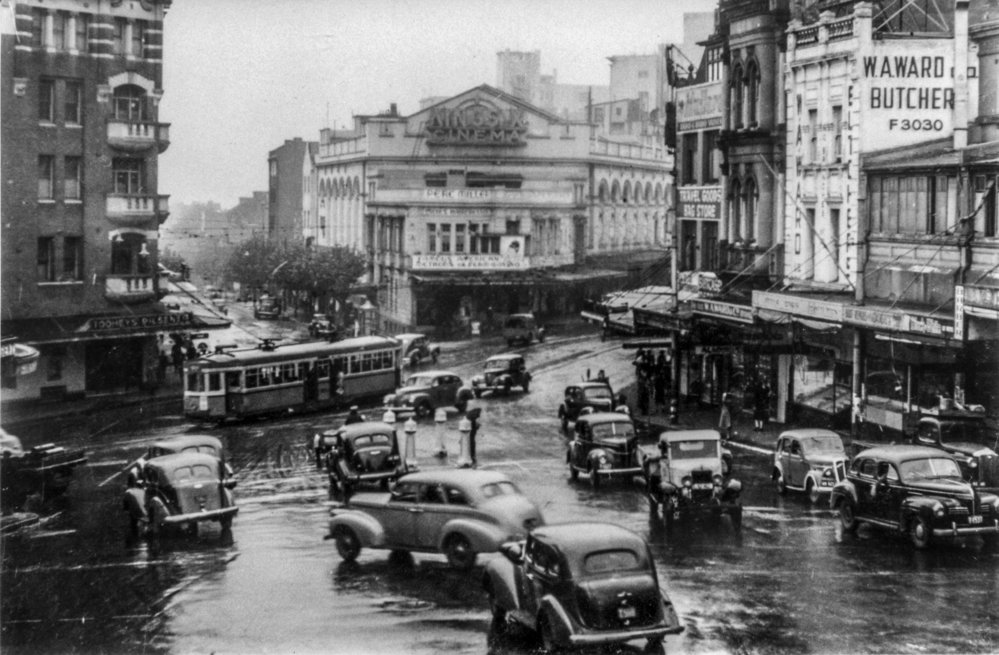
[3,330,998,654]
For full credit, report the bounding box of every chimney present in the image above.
[390,103,398,116]
[953,0,969,149]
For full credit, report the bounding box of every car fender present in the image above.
[328,510,386,548]
[123,488,147,519]
[538,595,575,645]
[409,392,432,406]
[772,461,785,480]
[437,518,506,554]
[803,469,820,489]
[587,448,611,467]
[830,480,857,508]
[482,557,520,613]
[901,494,940,519]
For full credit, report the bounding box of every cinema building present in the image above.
[311,85,674,335]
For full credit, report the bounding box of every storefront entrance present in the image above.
[85,338,145,394]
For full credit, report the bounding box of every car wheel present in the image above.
[522,379,530,393]
[507,339,515,347]
[380,478,391,491]
[334,526,361,562]
[730,504,743,532]
[568,463,579,481]
[909,515,932,549]
[473,389,483,399]
[503,379,512,394]
[148,501,167,539]
[220,515,233,530]
[774,471,787,495]
[983,533,999,551]
[410,355,419,368]
[444,533,477,569]
[539,615,562,654]
[839,501,859,533]
[415,401,432,419]
[644,636,665,654]
[806,480,820,505]
[663,498,676,529]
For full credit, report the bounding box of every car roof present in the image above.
[394,333,425,342]
[150,435,224,452]
[659,429,722,443]
[578,412,633,423]
[403,369,458,378]
[573,381,612,389]
[777,429,843,441]
[532,522,647,557]
[396,468,511,487]
[487,353,521,361]
[853,445,956,463]
[146,452,221,472]
[333,421,396,437]
[507,313,534,319]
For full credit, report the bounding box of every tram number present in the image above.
[888,119,944,131]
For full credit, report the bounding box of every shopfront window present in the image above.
[794,354,850,415]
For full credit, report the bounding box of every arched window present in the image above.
[730,64,743,129]
[622,181,632,204]
[743,177,758,242]
[729,179,742,241]
[611,180,621,204]
[746,61,760,126]
[113,85,145,121]
[598,180,609,204]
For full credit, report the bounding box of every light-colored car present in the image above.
[327,469,544,569]
[383,370,470,418]
[502,313,543,346]
[471,353,532,397]
[394,333,439,368]
[483,522,684,651]
[772,429,847,503]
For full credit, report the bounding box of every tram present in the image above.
[183,336,401,421]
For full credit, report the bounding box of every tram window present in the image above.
[226,372,241,389]
[246,368,259,389]
[361,353,373,372]
[381,351,394,368]
[282,363,297,382]
[298,363,308,379]
[317,360,331,379]
[349,355,359,374]
[186,372,203,392]
[332,356,345,375]
[208,373,221,392]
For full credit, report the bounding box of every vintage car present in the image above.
[642,429,742,530]
[0,428,88,511]
[831,445,999,549]
[567,412,642,489]
[911,414,999,492]
[123,452,238,538]
[383,370,470,418]
[558,380,615,430]
[130,434,235,486]
[253,295,281,319]
[316,421,409,497]
[471,353,532,397]
[502,313,543,346]
[483,522,684,652]
[326,469,544,569]
[308,314,339,340]
[394,333,440,368]
[772,429,848,503]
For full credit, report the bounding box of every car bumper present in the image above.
[933,519,999,538]
[343,470,400,483]
[568,623,684,647]
[162,506,238,525]
[594,466,643,477]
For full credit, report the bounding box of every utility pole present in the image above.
[665,45,681,424]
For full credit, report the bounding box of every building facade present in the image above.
[267,137,314,245]
[312,85,673,336]
[0,0,193,402]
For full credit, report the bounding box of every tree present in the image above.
[277,245,366,318]
[225,235,286,294]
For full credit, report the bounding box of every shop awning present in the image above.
[2,311,231,345]
[1,340,40,377]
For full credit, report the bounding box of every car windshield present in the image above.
[591,422,635,440]
[170,463,217,482]
[899,457,964,482]
[940,422,998,449]
[583,387,612,401]
[480,481,520,499]
[485,359,510,371]
[404,374,434,387]
[668,439,719,460]
[582,549,641,575]
[352,434,391,448]
[800,435,844,456]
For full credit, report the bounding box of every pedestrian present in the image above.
[719,392,733,441]
[753,379,770,431]
[171,341,184,375]
[466,407,481,467]
[596,369,609,384]
[638,375,650,416]
[601,315,609,341]
[653,368,666,411]
[157,351,168,384]
[344,405,364,425]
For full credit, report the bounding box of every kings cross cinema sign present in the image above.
[425,99,529,146]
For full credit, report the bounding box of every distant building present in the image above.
[0,0,199,403]
[496,49,609,121]
[268,138,315,245]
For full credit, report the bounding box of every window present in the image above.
[64,156,81,199]
[39,79,55,122]
[113,86,144,121]
[455,224,466,253]
[427,223,437,252]
[729,179,742,240]
[440,224,451,253]
[31,8,45,47]
[746,62,760,126]
[131,20,145,57]
[63,236,83,280]
[37,237,56,281]
[112,158,143,194]
[64,81,82,125]
[743,177,757,241]
[730,65,743,128]
[682,133,697,184]
[808,109,818,162]
[53,12,67,50]
[38,156,55,199]
[75,13,89,52]
[112,18,126,55]
[703,130,719,183]
[832,105,843,160]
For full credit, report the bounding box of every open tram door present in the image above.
[304,360,322,403]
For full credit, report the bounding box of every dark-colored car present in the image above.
[253,295,281,319]
[318,421,409,497]
[394,333,440,368]
[502,313,543,346]
[308,314,340,341]
[129,434,235,487]
[830,445,999,549]
[911,414,999,492]
[642,429,742,530]
[383,370,469,418]
[327,469,544,569]
[567,412,642,489]
[558,381,615,430]
[772,429,847,504]
[471,354,532,397]
[483,522,684,652]
[123,452,238,538]
[0,429,87,512]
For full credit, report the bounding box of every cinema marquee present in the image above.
[425,100,529,146]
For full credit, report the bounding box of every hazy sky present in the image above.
[160,0,717,208]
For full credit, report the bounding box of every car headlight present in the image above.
[821,468,834,479]
[968,458,978,468]
[681,476,692,488]
[933,501,946,518]
[597,455,609,468]
[712,474,724,487]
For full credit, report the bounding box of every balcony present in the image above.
[104,274,158,304]
[106,120,171,153]
[106,194,170,227]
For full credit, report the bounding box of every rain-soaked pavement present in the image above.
[3,329,998,654]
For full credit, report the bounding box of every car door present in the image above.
[787,439,808,487]
[872,461,902,524]
[382,480,421,547]
[775,437,789,481]
[853,457,879,518]
[412,483,453,549]
[571,422,593,469]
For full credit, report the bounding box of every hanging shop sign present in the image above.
[962,285,999,311]
[691,299,755,324]
[752,291,844,323]
[843,305,906,331]
[79,312,195,333]
[411,252,528,271]
[677,186,722,220]
[676,81,722,132]
[425,99,529,146]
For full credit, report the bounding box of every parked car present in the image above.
[0,428,87,511]
[123,452,238,538]
[483,522,684,652]
[910,414,999,492]
[567,412,642,489]
[317,421,409,497]
[502,313,543,346]
[326,469,544,568]
[253,295,281,319]
[129,434,235,486]
[383,370,470,418]
[772,429,848,503]
[558,381,615,430]
[471,353,532,397]
[394,333,439,368]
[308,314,340,340]
[642,429,742,530]
[830,445,999,549]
